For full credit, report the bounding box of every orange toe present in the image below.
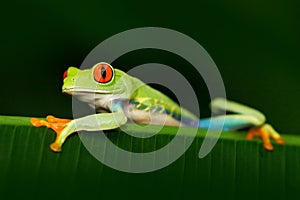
[263,142,274,151]
[275,137,285,145]
[46,115,71,123]
[50,142,62,152]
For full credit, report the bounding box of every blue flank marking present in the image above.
[149,105,157,112]
[156,106,162,112]
[110,100,124,112]
[165,109,171,115]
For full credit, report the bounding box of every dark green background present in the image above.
[0,0,299,199]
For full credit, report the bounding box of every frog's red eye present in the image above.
[63,70,68,80]
[93,63,114,83]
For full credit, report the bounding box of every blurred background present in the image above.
[0,0,299,134]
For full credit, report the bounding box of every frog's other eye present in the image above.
[62,70,68,80]
[93,63,114,83]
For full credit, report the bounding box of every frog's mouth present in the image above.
[62,87,123,95]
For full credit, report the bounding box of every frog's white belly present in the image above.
[72,91,122,111]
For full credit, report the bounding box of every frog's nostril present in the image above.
[63,70,68,80]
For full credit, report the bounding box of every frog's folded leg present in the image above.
[198,98,285,151]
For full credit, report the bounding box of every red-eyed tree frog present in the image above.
[31,62,285,152]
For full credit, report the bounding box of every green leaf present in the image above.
[0,115,300,200]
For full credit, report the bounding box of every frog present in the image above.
[31,62,285,152]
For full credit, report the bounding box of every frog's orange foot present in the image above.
[246,124,285,151]
[31,115,71,152]
[31,115,71,133]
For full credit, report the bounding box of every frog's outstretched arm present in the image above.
[198,98,285,150]
[31,103,127,152]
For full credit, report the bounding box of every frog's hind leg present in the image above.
[198,114,263,131]
[199,98,285,150]
[199,98,266,131]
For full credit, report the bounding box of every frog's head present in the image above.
[62,62,130,97]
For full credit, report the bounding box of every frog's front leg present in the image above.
[31,112,127,152]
